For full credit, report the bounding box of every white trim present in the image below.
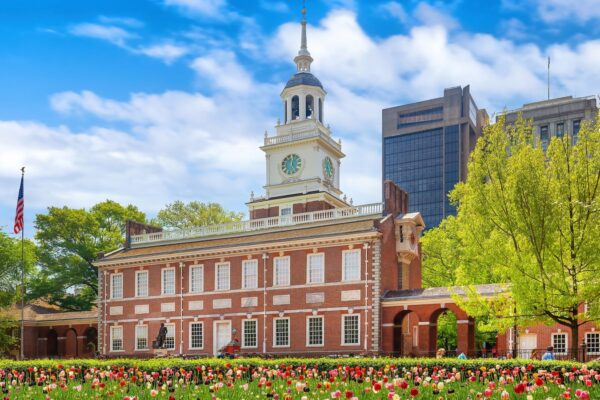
[551,332,568,355]
[110,273,123,299]
[215,262,230,291]
[585,332,600,355]
[241,318,258,349]
[189,264,204,293]
[242,259,259,289]
[161,267,176,295]
[110,325,123,352]
[134,324,148,351]
[163,323,176,350]
[135,270,148,298]
[213,320,232,355]
[273,256,291,287]
[341,314,360,346]
[306,315,324,347]
[189,321,204,350]
[342,249,361,282]
[273,317,290,348]
[306,253,325,284]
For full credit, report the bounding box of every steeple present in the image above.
[294,3,313,72]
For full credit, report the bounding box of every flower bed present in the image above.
[0,358,599,399]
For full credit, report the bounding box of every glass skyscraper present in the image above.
[382,86,488,229]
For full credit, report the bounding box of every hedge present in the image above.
[1,357,598,372]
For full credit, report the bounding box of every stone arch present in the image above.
[65,328,78,358]
[428,306,475,357]
[392,310,420,356]
[306,94,314,119]
[46,329,58,357]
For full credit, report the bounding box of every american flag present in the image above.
[14,174,24,234]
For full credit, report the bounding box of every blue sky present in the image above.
[1,0,600,236]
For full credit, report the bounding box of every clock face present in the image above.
[281,154,302,175]
[323,157,334,179]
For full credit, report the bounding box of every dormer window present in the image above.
[306,95,314,119]
[292,96,300,120]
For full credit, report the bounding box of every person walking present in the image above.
[541,346,555,360]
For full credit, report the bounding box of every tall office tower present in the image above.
[382,86,489,229]
[499,96,598,151]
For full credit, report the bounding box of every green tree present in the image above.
[423,115,600,355]
[153,201,243,229]
[0,231,36,353]
[28,200,145,311]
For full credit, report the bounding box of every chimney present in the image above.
[383,180,408,217]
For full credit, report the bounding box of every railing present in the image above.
[130,202,383,246]
[264,130,341,151]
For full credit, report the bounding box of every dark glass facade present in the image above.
[383,125,460,228]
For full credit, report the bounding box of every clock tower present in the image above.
[248,5,348,219]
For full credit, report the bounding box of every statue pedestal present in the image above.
[153,349,168,358]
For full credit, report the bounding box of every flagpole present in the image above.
[19,166,25,360]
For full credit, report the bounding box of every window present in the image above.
[242,319,258,348]
[307,253,324,284]
[136,271,148,297]
[215,263,230,291]
[279,206,292,216]
[540,125,549,151]
[342,250,361,281]
[586,332,600,355]
[306,94,314,119]
[164,324,175,349]
[397,107,443,129]
[274,257,290,286]
[162,268,175,295]
[110,326,123,352]
[318,98,323,123]
[111,273,123,299]
[135,325,148,350]
[189,322,203,349]
[556,122,565,137]
[274,318,290,347]
[307,316,324,346]
[189,265,204,293]
[552,333,567,355]
[291,95,299,120]
[342,314,360,345]
[573,120,581,143]
[242,260,258,289]
[284,100,288,123]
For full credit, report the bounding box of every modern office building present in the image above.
[499,96,598,150]
[382,86,489,229]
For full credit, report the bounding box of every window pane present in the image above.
[111,327,123,351]
[112,274,123,299]
[308,317,323,346]
[190,323,203,349]
[274,319,289,347]
[587,333,600,354]
[216,263,230,290]
[308,254,324,284]
[190,266,204,293]
[343,315,360,345]
[343,251,360,281]
[136,272,148,297]
[552,334,566,354]
[243,320,257,348]
[165,324,175,349]
[274,258,290,286]
[243,260,258,289]
[136,325,148,350]
[162,269,175,295]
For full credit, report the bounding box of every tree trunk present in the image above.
[571,322,580,361]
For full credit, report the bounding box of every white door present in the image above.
[519,334,537,358]
[213,321,232,355]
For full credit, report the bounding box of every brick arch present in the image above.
[64,328,78,358]
[46,329,58,357]
[392,310,421,356]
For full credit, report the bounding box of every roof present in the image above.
[383,284,505,301]
[97,219,379,264]
[284,72,323,90]
[5,300,97,323]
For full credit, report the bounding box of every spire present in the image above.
[294,1,313,72]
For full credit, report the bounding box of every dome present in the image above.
[284,72,323,90]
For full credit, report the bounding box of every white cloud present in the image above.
[69,23,135,46]
[378,1,409,24]
[535,0,600,23]
[413,2,459,30]
[190,50,254,93]
[137,43,189,64]
[98,15,144,28]
[163,0,227,18]
[259,1,289,13]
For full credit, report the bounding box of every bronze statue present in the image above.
[153,323,168,349]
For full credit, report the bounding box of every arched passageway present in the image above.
[65,328,78,358]
[47,329,58,357]
[392,310,420,356]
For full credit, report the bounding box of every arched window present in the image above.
[306,95,314,119]
[291,96,300,120]
[284,100,288,123]
[318,98,323,123]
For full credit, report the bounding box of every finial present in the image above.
[250,191,254,201]
[343,194,347,202]
[350,198,354,205]
[20,166,25,175]
[294,0,313,72]
[264,130,268,138]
